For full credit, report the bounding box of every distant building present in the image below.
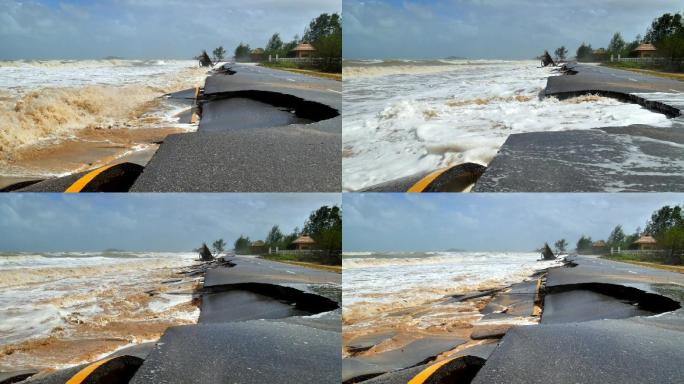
[250,240,267,254]
[633,235,658,250]
[292,235,316,250]
[250,48,265,62]
[291,43,316,58]
[633,43,657,58]
[592,240,607,252]
[592,48,609,62]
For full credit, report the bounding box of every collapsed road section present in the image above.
[6,64,341,193]
[345,255,684,384]
[471,255,684,384]
[473,63,684,192]
[360,63,684,193]
[16,256,341,384]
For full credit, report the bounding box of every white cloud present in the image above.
[0,0,340,59]
[0,194,340,251]
[344,0,684,59]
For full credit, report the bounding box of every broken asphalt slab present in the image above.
[474,64,684,192]
[129,322,340,384]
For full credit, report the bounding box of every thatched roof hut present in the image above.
[291,43,316,58]
[250,240,267,254]
[634,235,657,250]
[633,43,657,58]
[250,48,265,62]
[592,240,607,248]
[292,235,315,250]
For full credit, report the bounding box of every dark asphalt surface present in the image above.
[546,255,682,290]
[472,319,684,384]
[204,256,341,288]
[473,125,684,192]
[25,256,341,383]
[0,370,37,384]
[129,322,341,384]
[470,255,684,384]
[198,97,312,132]
[347,331,397,353]
[546,63,684,96]
[358,256,684,384]
[474,64,684,192]
[9,64,341,193]
[480,279,537,320]
[126,256,342,383]
[130,64,341,192]
[15,172,84,192]
[128,126,340,192]
[357,342,497,384]
[203,64,341,113]
[361,163,485,192]
[542,289,653,323]
[342,337,466,382]
[198,290,310,323]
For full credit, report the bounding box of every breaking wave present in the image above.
[342,60,675,190]
[342,59,512,78]
[0,60,207,162]
[0,251,200,370]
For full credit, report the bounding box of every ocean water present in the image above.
[0,251,200,369]
[0,59,207,168]
[342,59,674,191]
[342,251,563,337]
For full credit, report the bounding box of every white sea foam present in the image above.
[342,60,674,191]
[0,60,207,162]
[0,251,199,345]
[343,251,561,312]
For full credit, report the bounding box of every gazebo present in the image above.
[250,48,265,62]
[633,235,657,250]
[292,235,316,250]
[250,240,267,254]
[592,240,607,251]
[633,43,657,58]
[291,43,316,58]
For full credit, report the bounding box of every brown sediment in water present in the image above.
[0,261,201,371]
[446,95,532,107]
[343,277,542,361]
[422,109,439,119]
[0,66,207,184]
[565,94,604,103]
[0,316,193,371]
[343,294,494,359]
[342,146,355,158]
[0,125,186,187]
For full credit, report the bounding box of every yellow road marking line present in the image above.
[66,357,114,384]
[407,167,451,193]
[408,357,455,384]
[191,86,201,124]
[64,164,117,193]
[533,276,543,316]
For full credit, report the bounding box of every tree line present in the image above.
[551,12,684,67]
[197,205,341,265]
[234,13,342,72]
[566,204,684,265]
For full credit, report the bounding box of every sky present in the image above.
[344,0,684,59]
[0,0,340,59]
[343,193,684,252]
[0,194,340,252]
